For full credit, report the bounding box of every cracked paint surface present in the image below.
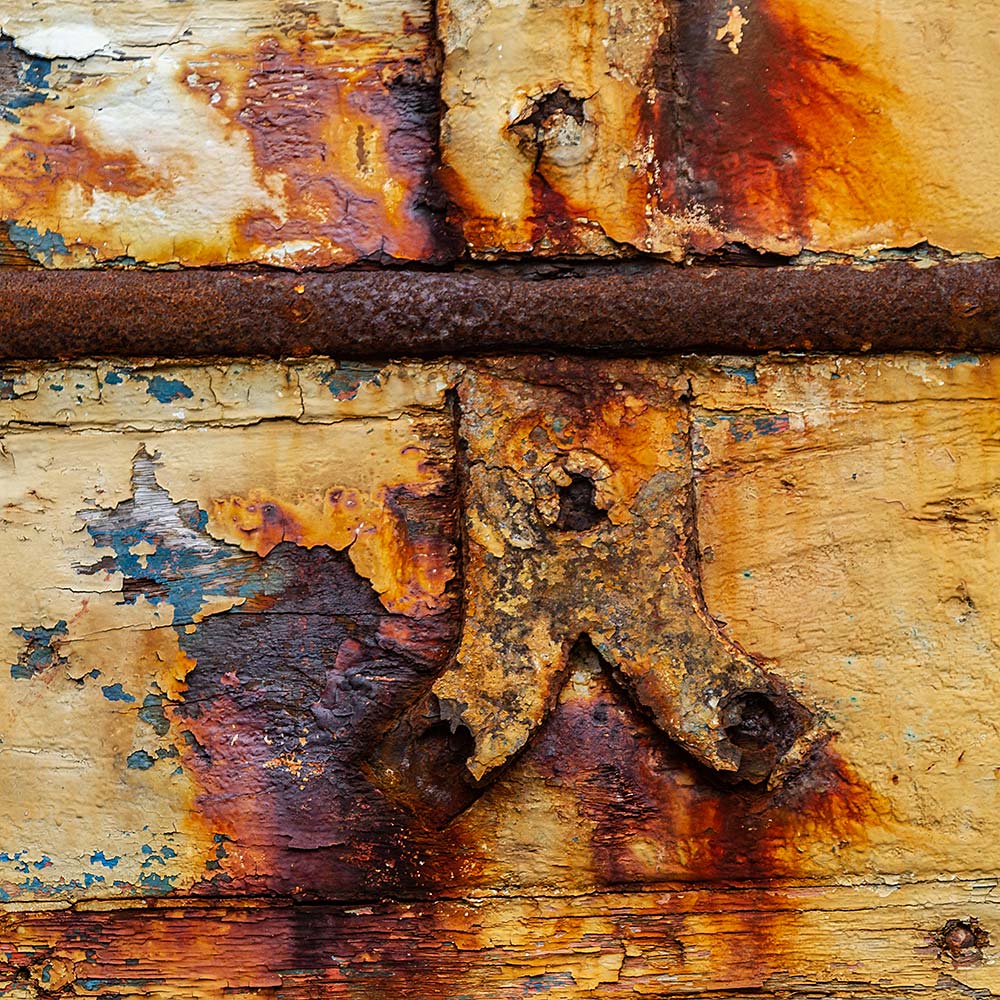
[0,1,453,267]
[0,0,997,267]
[2,356,1000,996]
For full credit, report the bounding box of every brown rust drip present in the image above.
[666,0,921,250]
[518,641,882,987]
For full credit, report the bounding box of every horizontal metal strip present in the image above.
[0,260,996,359]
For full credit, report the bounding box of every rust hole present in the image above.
[555,473,608,532]
[519,88,587,132]
[723,691,810,784]
[507,88,594,170]
[726,693,781,750]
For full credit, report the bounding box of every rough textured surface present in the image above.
[0,1,453,267]
[375,358,815,817]
[2,356,1000,996]
[0,1,997,267]
[1,260,1000,359]
[440,0,1000,258]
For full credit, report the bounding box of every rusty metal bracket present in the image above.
[370,359,817,826]
[0,259,996,359]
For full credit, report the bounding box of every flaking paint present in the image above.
[2,356,1000,997]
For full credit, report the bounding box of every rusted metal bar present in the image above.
[0,259,996,359]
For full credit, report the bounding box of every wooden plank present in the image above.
[0,1,997,266]
[2,355,1000,995]
[2,883,998,998]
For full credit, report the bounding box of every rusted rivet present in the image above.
[935,917,989,962]
[951,291,983,318]
[722,691,811,784]
[365,696,480,829]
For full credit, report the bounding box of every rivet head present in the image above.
[935,918,989,962]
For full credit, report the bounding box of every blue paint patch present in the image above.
[101,683,136,703]
[103,369,131,386]
[143,376,194,403]
[126,750,156,770]
[946,354,980,368]
[319,363,382,400]
[522,973,577,993]
[0,39,51,124]
[9,621,68,679]
[76,448,285,627]
[722,364,758,385]
[90,851,120,868]
[138,690,170,735]
[138,871,174,893]
[49,383,64,392]
[717,413,791,443]
[5,223,70,266]
[0,372,32,399]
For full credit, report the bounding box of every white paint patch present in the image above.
[11,23,114,60]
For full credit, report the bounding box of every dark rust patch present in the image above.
[516,639,879,889]
[0,260,997,359]
[667,0,919,248]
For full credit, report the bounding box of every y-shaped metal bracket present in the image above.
[370,359,818,826]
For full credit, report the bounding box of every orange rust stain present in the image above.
[0,118,164,243]
[489,371,679,517]
[208,485,455,618]
[185,34,447,266]
[670,0,922,249]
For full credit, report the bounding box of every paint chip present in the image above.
[716,5,748,55]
